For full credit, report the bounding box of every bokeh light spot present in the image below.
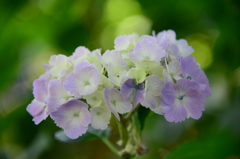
[115,15,152,37]
[105,0,141,22]
[187,34,213,69]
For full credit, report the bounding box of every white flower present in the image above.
[90,106,111,130]
[49,54,72,78]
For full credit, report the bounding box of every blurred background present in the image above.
[0,0,240,158]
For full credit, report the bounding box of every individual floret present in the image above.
[161,79,205,122]
[64,62,100,97]
[51,100,91,139]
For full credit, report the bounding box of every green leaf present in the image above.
[165,132,240,159]
[131,111,141,135]
[55,126,111,143]
[131,106,150,136]
[137,106,150,130]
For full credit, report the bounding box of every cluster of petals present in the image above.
[27,30,211,139]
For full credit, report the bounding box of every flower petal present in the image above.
[32,108,48,125]
[33,79,48,102]
[104,86,132,120]
[27,99,45,116]
[104,86,120,121]
[90,106,111,130]
[161,82,176,105]
[121,78,145,107]
[47,79,69,114]
[141,93,160,109]
[129,38,165,63]
[64,120,88,139]
[64,62,100,96]
[163,100,187,123]
[169,61,182,76]
[51,99,90,139]
[145,75,164,96]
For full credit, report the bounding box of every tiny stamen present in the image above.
[187,76,192,80]
[84,81,90,85]
[73,112,79,117]
[178,95,186,100]
[111,100,116,105]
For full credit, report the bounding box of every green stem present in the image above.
[116,118,124,141]
[116,117,128,147]
[124,104,140,121]
[101,138,121,157]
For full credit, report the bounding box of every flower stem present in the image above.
[101,138,121,157]
[124,104,140,121]
[116,117,129,147]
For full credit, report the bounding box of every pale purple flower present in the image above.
[47,79,72,114]
[175,39,194,57]
[39,71,51,81]
[141,76,164,111]
[58,69,72,80]
[107,63,129,87]
[101,50,126,67]
[27,79,49,124]
[70,46,90,64]
[163,61,182,83]
[157,30,176,44]
[64,62,100,97]
[27,100,48,125]
[180,56,211,97]
[51,99,91,139]
[84,49,104,73]
[42,63,52,72]
[156,30,175,50]
[104,86,132,121]
[114,33,139,51]
[49,54,71,77]
[121,78,145,107]
[140,35,157,44]
[167,44,180,60]
[129,38,166,63]
[157,30,193,57]
[158,36,169,50]
[33,79,48,102]
[161,79,205,123]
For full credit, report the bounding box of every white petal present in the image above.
[116,101,132,114]
[163,69,174,83]
[104,86,120,121]
[50,67,62,77]
[141,93,160,109]
[79,85,96,96]
[151,103,163,115]
[146,75,164,96]
[135,60,159,72]
[149,65,164,79]
[127,68,146,83]
[85,90,103,107]
[169,61,182,76]
[90,106,111,130]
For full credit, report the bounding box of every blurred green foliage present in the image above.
[0,0,240,159]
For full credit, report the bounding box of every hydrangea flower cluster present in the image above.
[27,30,211,140]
